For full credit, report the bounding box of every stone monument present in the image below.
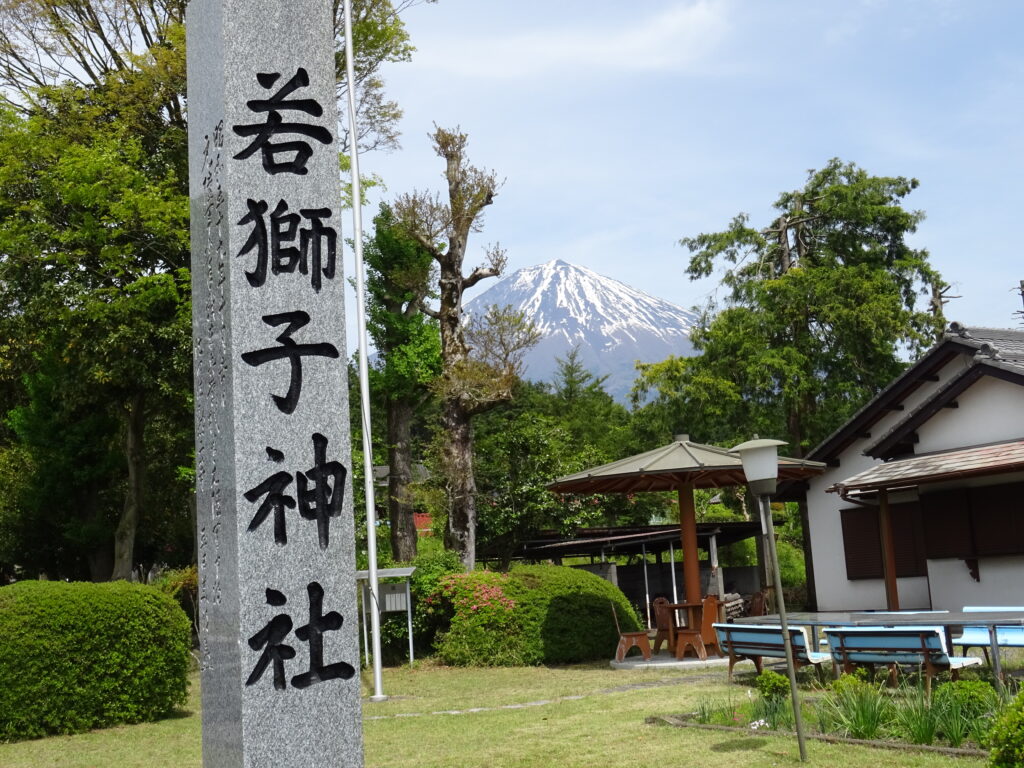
[186,2,362,766]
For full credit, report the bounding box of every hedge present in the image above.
[378,548,464,664]
[432,564,642,666]
[0,580,191,741]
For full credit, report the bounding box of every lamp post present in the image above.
[731,438,807,762]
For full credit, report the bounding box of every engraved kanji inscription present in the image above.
[245,588,295,690]
[245,582,355,690]
[237,199,337,291]
[232,68,332,175]
[244,434,347,549]
[241,311,339,414]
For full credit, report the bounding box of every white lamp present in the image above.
[730,438,787,497]
[730,436,807,762]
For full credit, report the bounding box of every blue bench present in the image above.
[951,606,1024,662]
[824,626,981,693]
[713,623,829,681]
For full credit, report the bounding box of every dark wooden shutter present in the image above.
[890,502,927,578]
[841,502,926,580]
[841,507,882,580]
[921,488,973,558]
[971,482,1024,556]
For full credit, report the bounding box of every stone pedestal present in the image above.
[186,2,362,766]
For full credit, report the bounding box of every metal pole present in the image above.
[710,533,725,598]
[669,541,679,604]
[762,495,807,761]
[405,579,415,665]
[990,625,1005,695]
[361,581,370,668]
[343,0,385,702]
[641,543,652,630]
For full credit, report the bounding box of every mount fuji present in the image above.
[465,260,698,402]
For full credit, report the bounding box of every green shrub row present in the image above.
[431,564,641,666]
[0,580,191,741]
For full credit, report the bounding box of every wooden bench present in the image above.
[824,626,982,693]
[951,606,1024,663]
[713,623,829,681]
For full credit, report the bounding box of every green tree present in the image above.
[364,203,440,562]
[474,411,586,569]
[0,71,193,579]
[395,127,540,570]
[0,0,435,579]
[547,347,631,455]
[0,0,433,152]
[634,158,944,455]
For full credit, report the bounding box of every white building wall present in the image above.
[928,556,1024,610]
[806,355,971,610]
[916,377,1024,454]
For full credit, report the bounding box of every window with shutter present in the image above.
[971,482,1024,556]
[840,507,882,580]
[921,489,973,559]
[840,502,926,580]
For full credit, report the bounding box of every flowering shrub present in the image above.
[429,564,640,666]
[433,572,528,666]
[439,572,517,614]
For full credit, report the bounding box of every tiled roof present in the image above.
[827,439,1024,496]
[806,324,1024,462]
[945,323,1024,373]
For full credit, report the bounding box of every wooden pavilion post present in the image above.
[677,483,702,605]
[878,489,900,610]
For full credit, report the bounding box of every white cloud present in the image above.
[413,1,733,79]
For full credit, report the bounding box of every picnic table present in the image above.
[734,609,1024,689]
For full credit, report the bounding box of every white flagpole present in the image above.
[342,0,385,702]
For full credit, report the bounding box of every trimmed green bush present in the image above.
[989,688,1024,767]
[432,564,641,666]
[755,669,789,700]
[434,570,529,666]
[0,580,191,741]
[934,679,997,721]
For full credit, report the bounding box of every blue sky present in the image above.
[347,0,1024,350]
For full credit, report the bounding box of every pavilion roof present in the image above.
[547,436,825,494]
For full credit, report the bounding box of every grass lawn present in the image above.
[0,661,989,768]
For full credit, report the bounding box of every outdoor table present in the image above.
[735,610,1024,690]
[666,601,703,630]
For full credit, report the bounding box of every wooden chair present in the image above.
[747,589,768,617]
[652,597,674,653]
[700,594,722,657]
[674,603,707,660]
[611,602,651,662]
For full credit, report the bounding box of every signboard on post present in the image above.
[186,2,362,766]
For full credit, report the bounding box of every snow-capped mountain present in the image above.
[465,260,697,401]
